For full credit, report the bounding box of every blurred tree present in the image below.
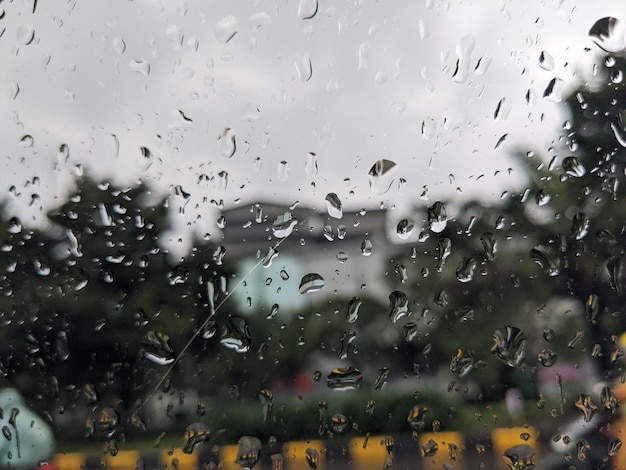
[387,52,626,402]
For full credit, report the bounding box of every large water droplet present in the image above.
[294,52,313,82]
[299,273,325,294]
[427,202,448,233]
[530,245,561,277]
[407,405,428,431]
[17,23,35,45]
[538,50,554,71]
[277,161,289,181]
[543,77,564,102]
[575,394,598,422]
[215,15,239,44]
[562,156,586,177]
[220,317,251,353]
[396,219,414,240]
[451,35,475,84]
[456,257,476,283]
[142,331,175,366]
[219,128,236,158]
[305,152,318,177]
[338,329,356,360]
[305,448,319,468]
[481,232,497,261]
[610,113,626,147]
[368,159,397,195]
[298,0,318,19]
[236,436,262,469]
[450,348,475,377]
[361,239,373,256]
[601,386,619,414]
[374,367,390,390]
[325,193,343,219]
[388,290,409,323]
[537,349,557,367]
[421,117,436,139]
[436,238,451,272]
[589,17,626,53]
[607,256,624,295]
[272,212,298,238]
[326,367,362,390]
[183,422,211,454]
[491,326,526,367]
[130,59,150,76]
[346,297,361,323]
[571,213,590,241]
[503,444,535,470]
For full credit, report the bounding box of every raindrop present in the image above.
[491,326,526,367]
[407,405,428,431]
[259,389,273,423]
[326,367,362,390]
[325,193,343,219]
[427,202,448,233]
[33,254,50,276]
[609,439,622,457]
[219,128,236,158]
[305,152,318,177]
[305,448,320,469]
[575,394,598,422]
[601,386,619,414]
[535,189,550,206]
[330,414,349,434]
[570,213,590,240]
[494,97,511,121]
[374,367,390,390]
[236,436,261,469]
[217,171,228,190]
[543,77,564,102]
[7,217,21,234]
[336,252,348,263]
[294,52,313,82]
[436,238,452,272]
[610,114,626,147]
[58,143,70,162]
[55,331,69,361]
[129,59,150,76]
[530,245,561,277]
[346,297,361,323]
[421,439,438,458]
[361,239,373,256]
[297,0,318,19]
[396,219,414,239]
[220,317,252,353]
[562,156,586,177]
[503,444,535,470]
[450,348,475,377]
[262,247,279,267]
[183,423,211,454]
[586,293,599,323]
[277,161,289,181]
[142,331,175,366]
[299,273,325,294]
[112,37,126,54]
[451,35,475,84]
[421,118,436,139]
[607,256,624,295]
[538,50,554,71]
[98,408,120,438]
[338,329,356,360]
[317,401,328,436]
[456,257,476,283]
[20,135,34,147]
[16,24,35,45]
[589,17,626,53]
[388,290,409,323]
[537,349,557,367]
[404,322,418,342]
[368,159,397,195]
[481,232,497,261]
[215,16,239,44]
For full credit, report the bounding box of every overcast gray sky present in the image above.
[1,0,623,251]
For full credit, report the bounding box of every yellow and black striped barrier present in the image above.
[54,426,615,469]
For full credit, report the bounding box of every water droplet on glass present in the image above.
[330,413,349,434]
[326,367,362,390]
[317,401,328,436]
[388,290,409,323]
[421,439,439,458]
[361,239,373,256]
[130,59,150,76]
[491,326,526,367]
[17,24,35,45]
[262,247,280,267]
[562,156,586,177]
[183,423,211,454]
[325,193,343,219]
[404,322,418,342]
[609,438,622,457]
[535,189,551,206]
[299,273,325,294]
[368,159,397,195]
[407,405,428,431]
[456,257,476,283]
[338,329,356,360]
[610,113,626,147]
[218,128,236,158]
[346,297,361,323]
[503,444,535,470]
[436,238,452,272]
[236,436,261,469]
[538,349,557,367]
[570,213,590,241]
[494,97,510,121]
[277,161,289,182]
[396,219,414,240]
[305,152,318,177]
[259,389,273,423]
[58,143,70,162]
[450,348,475,377]
[607,256,624,295]
[480,232,497,261]
[421,117,436,139]
[427,202,448,233]
[374,367,390,390]
[336,252,348,263]
[272,212,298,238]
[575,394,598,422]
[220,317,251,353]
[543,77,565,102]
[451,35,475,84]
[530,245,561,277]
[305,448,319,468]
[55,331,69,361]
[538,50,554,71]
[297,0,318,19]
[294,52,313,82]
[601,386,619,414]
[215,15,239,44]
[142,331,175,365]
[21,135,34,147]
[589,17,626,53]
[98,408,120,438]
[112,37,126,54]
